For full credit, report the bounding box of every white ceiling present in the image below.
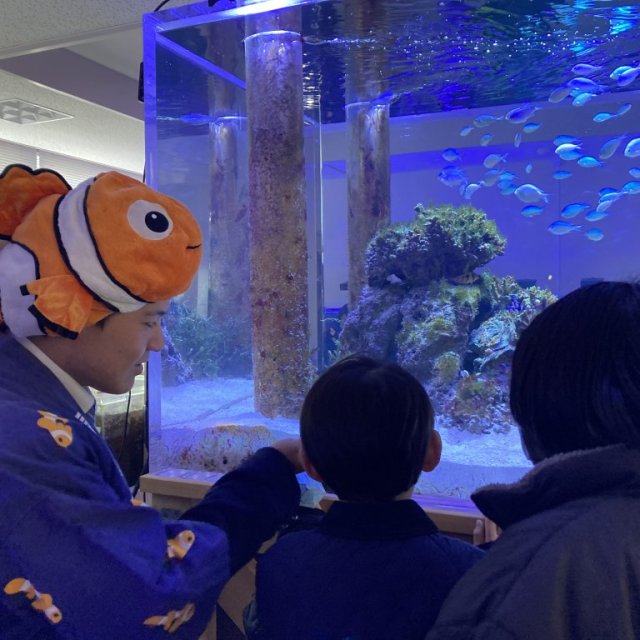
[0,0,195,173]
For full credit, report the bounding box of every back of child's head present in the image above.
[510,280,640,463]
[300,354,434,502]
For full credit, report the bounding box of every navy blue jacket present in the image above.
[0,334,300,639]
[245,499,484,640]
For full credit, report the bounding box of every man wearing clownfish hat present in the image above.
[0,164,302,638]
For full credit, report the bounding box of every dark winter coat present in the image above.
[427,445,640,640]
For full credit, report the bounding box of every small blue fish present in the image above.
[523,123,541,133]
[548,221,581,235]
[554,135,579,146]
[571,63,603,76]
[499,183,517,196]
[506,104,539,124]
[599,187,618,197]
[482,170,501,187]
[463,183,482,199]
[596,200,613,213]
[578,156,604,168]
[459,125,474,137]
[584,228,604,241]
[548,86,573,103]
[506,294,526,312]
[525,163,533,174]
[624,138,640,158]
[555,143,582,161]
[585,210,608,222]
[593,112,614,123]
[561,203,590,218]
[572,92,595,107]
[442,148,461,162]
[438,166,468,188]
[599,135,626,160]
[515,183,549,204]
[610,65,634,80]
[622,181,640,194]
[567,77,603,92]
[514,132,522,148]
[617,67,640,87]
[629,168,640,179]
[599,192,623,203]
[473,114,501,128]
[483,153,507,169]
[500,171,517,181]
[616,103,632,117]
[479,133,493,147]
[521,205,544,217]
[553,170,572,180]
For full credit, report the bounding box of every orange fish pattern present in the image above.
[36,410,73,448]
[144,602,196,634]
[4,577,62,624]
[166,530,196,561]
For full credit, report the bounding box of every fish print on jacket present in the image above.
[166,530,196,561]
[4,578,62,624]
[144,602,196,634]
[36,410,73,448]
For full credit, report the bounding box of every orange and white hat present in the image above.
[0,164,202,338]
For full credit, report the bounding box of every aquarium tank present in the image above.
[143,0,640,507]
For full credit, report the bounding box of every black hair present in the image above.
[300,354,434,502]
[510,281,640,463]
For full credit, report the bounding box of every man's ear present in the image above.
[422,430,442,472]
[301,446,324,483]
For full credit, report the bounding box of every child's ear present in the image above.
[422,430,442,472]
[301,446,324,483]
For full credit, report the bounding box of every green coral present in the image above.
[433,351,460,385]
[448,374,510,434]
[470,311,519,370]
[366,203,506,288]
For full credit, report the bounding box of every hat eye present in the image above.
[127,200,174,240]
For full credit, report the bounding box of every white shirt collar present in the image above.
[18,337,96,415]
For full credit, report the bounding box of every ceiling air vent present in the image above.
[0,99,73,125]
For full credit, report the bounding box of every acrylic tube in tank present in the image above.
[344,0,391,307]
[245,23,310,418]
[346,100,391,307]
[208,116,252,375]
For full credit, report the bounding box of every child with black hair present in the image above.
[426,281,640,639]
[244,355,484,640]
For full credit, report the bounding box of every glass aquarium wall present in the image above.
[144,0,640,505]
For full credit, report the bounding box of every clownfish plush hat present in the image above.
[0,164,202,338]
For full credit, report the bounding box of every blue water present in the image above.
[148,0,640,501]
[157,0,640,128]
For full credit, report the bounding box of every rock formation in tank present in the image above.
[339,203,556,434]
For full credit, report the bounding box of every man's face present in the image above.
[69,301,169,395]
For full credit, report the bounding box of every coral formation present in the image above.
[366,203,506,288]
[340,203,555,435]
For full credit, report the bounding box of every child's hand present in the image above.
[271,438,305,474]
[473,517,500,546]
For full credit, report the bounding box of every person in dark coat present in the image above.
[427,281,640,640]
[244,355,484,640]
